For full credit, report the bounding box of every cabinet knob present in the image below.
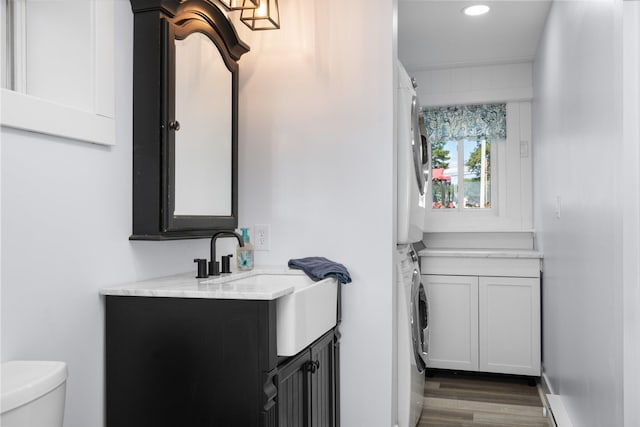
[304,360,320,374]
[169,120,181,131]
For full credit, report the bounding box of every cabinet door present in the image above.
[310,331,336,427]
[479,276,540,376]
[277,330,337,427]
[277,351,311,427]
[424,275,479,371]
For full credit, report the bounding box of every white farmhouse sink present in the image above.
[276,275,338,356]
[222,272,338,356]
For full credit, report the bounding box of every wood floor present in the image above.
[418,371,553,427]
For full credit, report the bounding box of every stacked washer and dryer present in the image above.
[396,61,430,427]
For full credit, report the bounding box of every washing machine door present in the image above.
[419,114,431,190]
[410,269,429,372]
[410,95,426,196]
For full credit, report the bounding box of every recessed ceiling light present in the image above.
[463,4,490,16]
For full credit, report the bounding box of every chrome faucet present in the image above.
[209,230,244,276]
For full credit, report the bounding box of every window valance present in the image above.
[423,103,507,142]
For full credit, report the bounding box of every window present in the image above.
[424,104,506,211]
[1,0,115,146]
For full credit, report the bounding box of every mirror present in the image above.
[174,33,233,217]
[129,0,249,240]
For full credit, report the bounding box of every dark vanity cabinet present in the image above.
[105,296,340,427]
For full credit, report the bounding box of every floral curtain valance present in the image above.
[423,103,507,142]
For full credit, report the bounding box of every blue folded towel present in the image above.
[288,257,352,284]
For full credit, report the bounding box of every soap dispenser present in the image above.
[237,227,254,271]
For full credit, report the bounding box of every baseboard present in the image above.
[541,372,555,394]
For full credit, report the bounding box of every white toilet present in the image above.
[1,361,68,427]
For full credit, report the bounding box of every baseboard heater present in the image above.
[546,394,574,427]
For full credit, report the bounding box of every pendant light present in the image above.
[219,0,258,10]
[240,0,280,30]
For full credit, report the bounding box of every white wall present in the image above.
[411,62,533,107]
[230,1,396,425]
[533,1,625,426]
[622,2,640,425]
[1,1,397,427]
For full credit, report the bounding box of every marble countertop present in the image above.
[100,267,307,300]
[418,248,543,259]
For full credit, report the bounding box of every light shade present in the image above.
[463,4,490,16]
[218,0,258,11]
[240,0,280,30]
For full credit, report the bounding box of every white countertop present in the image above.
[418,248,543,259]
[100,267,307,300]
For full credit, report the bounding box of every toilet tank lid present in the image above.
[1,361,67,413]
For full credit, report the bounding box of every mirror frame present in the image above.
[130,0,249,240]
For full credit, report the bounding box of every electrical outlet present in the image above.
[253,224,270,251]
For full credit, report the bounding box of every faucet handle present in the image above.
[194,258,208,278]
[221,254,234,274]
[209,260,220,276]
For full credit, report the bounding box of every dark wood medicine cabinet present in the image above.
[129,0,249,240]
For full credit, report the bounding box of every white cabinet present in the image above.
[479,276,540,375]
[424,275,478,371]
[424,273,541,376]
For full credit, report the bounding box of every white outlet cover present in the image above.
[253,224,270,251]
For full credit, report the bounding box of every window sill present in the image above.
[1,89,115,146]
